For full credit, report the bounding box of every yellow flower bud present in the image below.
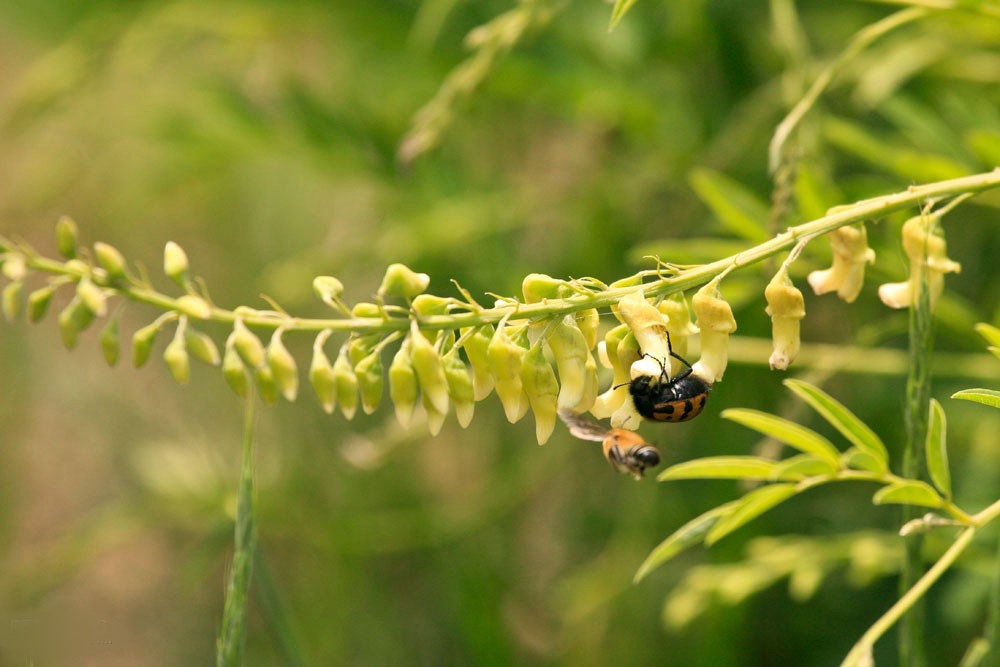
[164,324,190,385]
[1,253,26,281]
[222,340,250,399]
[422,393,447,436]
[576,308,600,350]
[2,280,22,322]
[309,331,337,414]
[175,295,212,320]
[411,294,451,317]
[878,214,960,311]
[609,333,644,428]
[132,321,162,367]
[267,329,299,401]
[163,241,190,286]
[77,277,107,317]
[99,309,121,366]
[521,273,562,303]
[573,352,600,413]
[255,365,280,405]
[94,242,127,280]
[590,324,634,419]
[487,322,530,423]
[443,349,475,428]
[807,223,875,303]
[355,350,384,415]
[232,319,266,369]
[389,341,418,426]
[765,268,806,371]
[659,293,698,377]
[333,345,359,419]
[185,327,221,366]
[691,281,737,383]
[460,325,495,401]
[55,215,79,259]
[27,284,56,322]
[378,263,430,299]
[546,316,590,410]
[313,276,345,310]
[408,324,450,415]
[520,343,559,445]
[58,297,95,349]
[618,288,671,380]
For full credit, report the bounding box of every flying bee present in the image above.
[558,408,661,480]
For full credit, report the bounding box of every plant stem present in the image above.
[216,392,258,667]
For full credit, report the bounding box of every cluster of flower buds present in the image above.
[878,213,960,310]
[807,223,875,303]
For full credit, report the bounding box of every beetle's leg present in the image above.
[665,331,694,371]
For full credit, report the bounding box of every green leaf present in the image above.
[925,399,951,498]
[952,389,1000,410]
[658,456,779,481]
[973,322,1000,347]
[770,455,838,481]
[721,408,841,467]
[633,502,740,583]
[706,484,798,546]
[841,448,886,475]
[784,379,888,474]
[872,481,943,509]
[688,167,769,242]
[608,0,638,31]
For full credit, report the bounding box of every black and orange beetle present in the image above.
[628,334,713,423]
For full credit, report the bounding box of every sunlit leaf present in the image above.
[952,389,1000,410]
[842,448,886,475]
[957,636,990,667]
[634,502,740,583]
[872,481,943,509]
[770,454,838,481]
[784,379,888,474]
[706,484,798,545]
[608,0,638,31]
[688,167,769,242]
[925,399,950,498]
[974,322,1000,347]
[658,456,779,481]
[721,408,841,467]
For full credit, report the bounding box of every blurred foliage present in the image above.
[0,1,999,666]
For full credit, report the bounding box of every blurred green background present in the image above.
[1,1,1000,665]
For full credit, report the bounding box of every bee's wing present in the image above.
[557,408,608,442]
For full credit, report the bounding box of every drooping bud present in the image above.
[546,316,590,410]
[443,348,475,428]
[609,332,645,429]
[185,327,221,366]
[163,241,190,287]
[163,320,191,385]
[574,351,600,413]
[55,216,79,259]
[222,338,250,399]
[308,330,337,413]
[255,365,280,405]
[99,308,121,366]
[27,284,57,322]
[422,392,447,437]
[576,308,600,350]
[76,277,107,317]
[355,350,384,415]
[411,294,451,317]
[520,342,559,445]
[408,323,450,415]
[132,320,163,367]
[378,263,430,299]
[333,344,359,419]
[522,273,563,303]
[266,328,299,401]
[175,295,212,320]
[487,321,530,423]
[460,325,495,400]
[389,340,419,426]
[659,293,699,378]
[1,253,26,281]
[58,297,95,349]
[617,288,671,380]
[878,213,960,311]
[94,242,127,281]
[691,280,737,383]
[232,319,266,369]
[807,223,875,303]
[765,268,806,371]
[2,280,22,322]
[590,323,635,419]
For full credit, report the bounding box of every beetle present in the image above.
[627,334,713,423]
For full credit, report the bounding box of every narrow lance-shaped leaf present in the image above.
[721,408,841,467]
[633,501,742,583]
[925,399,950,498]
[872,481,943,509]
[952,389,1000,410]
[608,0,639,31]
[784,379,888,473]
[658,456,780,481]
[706,484,799,546]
